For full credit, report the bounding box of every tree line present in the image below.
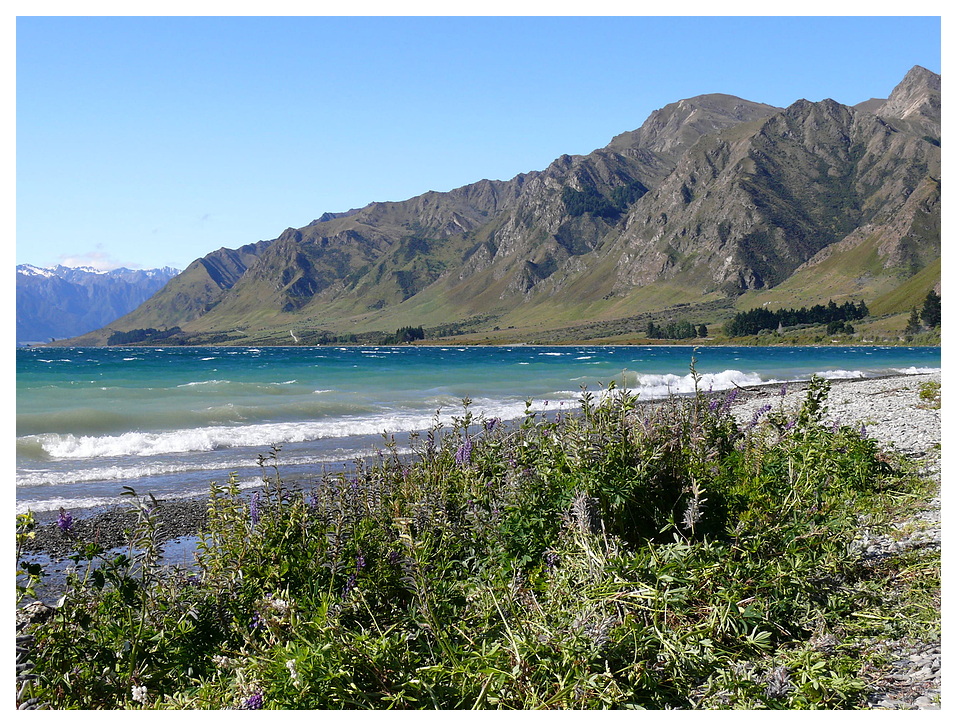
[723,300,868,338]
[646,320,708,340]
[107,327,182,345]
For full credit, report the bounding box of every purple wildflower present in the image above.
[243,691,264,710]
[748,404,772,428]
[56,508,73,534]
[249,492,260,526]
[859,423,868,439]
[545,552,560,568]
[708,398,720,413]
[779,383,788,398]
[484,417,501,432]
[455,437,473,466]
[342,573,358,596]
[251,612,264,630]
[719,388,740,414]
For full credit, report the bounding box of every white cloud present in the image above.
[57,246,139,271]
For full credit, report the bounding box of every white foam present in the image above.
[16,477,264,515]
[815,369,866,379]
[894,366,941,375]
[630,369,767,398]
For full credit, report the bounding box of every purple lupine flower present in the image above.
[56,508,73,533]
[779,383,788,398]
[342,573,358,596]
[748,404,772,428]
[249,492,260,526]
[545,552,560,568]
[859,423,868,439]
[251,612,264,630]
[455,437,473,466]
[720,388,740,414]
[243,691,264,710]
[356,553,366,571]
[708,398,720,413]
[484,417,501,432]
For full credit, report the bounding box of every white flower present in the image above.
[131,685,148,704]
[268,597,290,615]
[285,659,301,687]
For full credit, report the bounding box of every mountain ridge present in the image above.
[63,66,940,346]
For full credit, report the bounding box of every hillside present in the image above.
[66,66,940,346]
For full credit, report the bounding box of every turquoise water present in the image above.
[16,345,940,515]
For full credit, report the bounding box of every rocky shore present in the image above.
[17,372,941,709]
[733,372,942,710]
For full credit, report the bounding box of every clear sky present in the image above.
[15,10,943,272]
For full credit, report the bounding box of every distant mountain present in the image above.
[16,265,180,345]
[67,66,939,346]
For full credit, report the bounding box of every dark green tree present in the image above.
[697,324,708,338]
[905,308,922,335]
[920,290,941,328]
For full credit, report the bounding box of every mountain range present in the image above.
[63,66,940,346]
[17,265,180,345]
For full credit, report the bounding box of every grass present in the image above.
[16,373,940,709]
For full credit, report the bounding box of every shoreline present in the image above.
[27,341,943,349]
[19,371,940,566]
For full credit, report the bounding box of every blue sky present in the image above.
[15,13,942,272]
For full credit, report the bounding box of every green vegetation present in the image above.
[918,380,941,410]
[920,290,941,328]
[724,301,868,338]
[107,327,182,346]
[646,319,707,340]
[561,180,648,221]
[17,374,939,709]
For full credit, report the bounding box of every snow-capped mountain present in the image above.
[16,264,179,345]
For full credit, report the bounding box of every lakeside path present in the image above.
[18,372,942,708]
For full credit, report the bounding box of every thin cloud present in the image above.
[57,248,137,271]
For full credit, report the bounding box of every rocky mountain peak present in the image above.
[877,65,940,128]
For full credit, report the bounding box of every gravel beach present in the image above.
[732,372,942,709]
[17,371,942,709]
